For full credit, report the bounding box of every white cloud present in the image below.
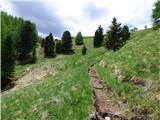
[1,0,157,37]
[1,0,15,15]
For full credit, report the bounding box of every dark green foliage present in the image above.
[82,45,87,55]
[1,35,15,88]
[152,1,160,29]
[17,21,38,61]
[93,25,104,47]
[1,11,25,88]
[41,39,45,47]
[106,18,130,51]
[62,31,73,52]
[1,11,38,88]
[56,40,63,53]
[44,33,55,57]
[121,25,130,46]
[1,11,25,56]
[106,17,122,51]
[75,32,83,45]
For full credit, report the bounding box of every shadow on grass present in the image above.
[17,59,37,65]
[1,79,15,92]
[44,54,57,59]
[61,50,75,55]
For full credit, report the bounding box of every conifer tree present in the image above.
[1,11,38,88]
[106,17,122,51]
[75,32,83,45]
[121,25,130,46]
[93,25,104,47]
[1,35,15,88]
[62,31,72,52]
[17,21,37,60]
[44,33,55,57]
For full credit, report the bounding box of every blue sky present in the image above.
[1,0,156,38]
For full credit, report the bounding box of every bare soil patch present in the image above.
[2,66,56,96]
[89,66,127,120]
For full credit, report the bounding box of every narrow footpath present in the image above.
[89,66,127,120]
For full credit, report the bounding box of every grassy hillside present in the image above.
[2,29,160,119]
[95,29,160,119]
[2,38,106,119]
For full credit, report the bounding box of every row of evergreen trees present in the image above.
[1,12,38,88]
[41,30,88,57]
[92,0,160,50]
[93,17,130,51]
[41,31,73,57]
[42,16,131,59]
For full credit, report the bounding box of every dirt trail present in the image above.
[89,66,127,120]
[2,66,56,96]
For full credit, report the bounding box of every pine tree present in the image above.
[62,31,72,52]
[1,35,15,88]
[93,25,104,47]
[44,33,55,57]
[75,32,83,45]
[82,45,87,55]
[106,17,122,51]
[121,25,130,46]
[17,21,37,61]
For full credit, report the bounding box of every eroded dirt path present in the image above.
[2,65,56,96]
[89,66,127,120]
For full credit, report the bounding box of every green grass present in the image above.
[2,38,106,120]
[95,63,160,119]
[2,29,160,120]
[103,29,160,80]
[94,28,160,119]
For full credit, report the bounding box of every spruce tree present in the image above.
[17,21,37,61]
[75,32,83,45]
[1,35,15,88]
[1,11,39,88]
[121,25,130,46]
[62,31,72,52]
[44,33,55,57]
[93,25,104,47]
[106,17,122,51]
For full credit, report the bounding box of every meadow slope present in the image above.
[2,29,160,120]
[95,29,160,119]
